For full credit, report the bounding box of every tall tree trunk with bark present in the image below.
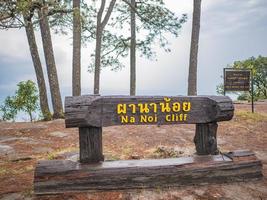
[94,0,116,95]
[23,16,51,120]
[38,8,63,118]
[130,0,136,96]
[94,9,103,95]
[72,0,81,96]
[188,0,201,96]
[94,26,103,95]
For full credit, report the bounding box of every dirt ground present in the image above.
[0,101,266,200]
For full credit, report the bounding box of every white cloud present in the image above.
[0,0,266,100]
[0,29,29,62]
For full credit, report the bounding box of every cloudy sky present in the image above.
[0,0,266,107]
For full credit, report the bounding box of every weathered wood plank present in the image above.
[65,95,234,128]
[79,127,104,163]
[194,122,218,155]
[34,150,262,195]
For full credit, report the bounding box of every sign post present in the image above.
[224,68,254,113]
[251,72,254,113]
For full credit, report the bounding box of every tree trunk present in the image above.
[187,0,201,96]
[94,25,102,95]
[130,0,136,96]
[29,111,33,122]
[23,16,51,120]
[93,0,116,95]
[38,8,63,118]
[93,0,105,95]
[72,0,81,96]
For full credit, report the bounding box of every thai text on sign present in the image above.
[117,98,191,124]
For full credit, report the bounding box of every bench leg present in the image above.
[79,127,104,163]
[194,122,218,155]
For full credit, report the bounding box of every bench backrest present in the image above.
[65,95,234,128]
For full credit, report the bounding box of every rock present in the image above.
[66,153,79,162]
[49,131,68,138]
[11,157,32,162]
[18,125,48,134]
[56,151,79,161]
[0,144,14,155]
[33,147,53,154]
[0,137,40,145]
[129,154,140,160]
[181,195,195,200]
[0,135,11,140]
[0,193,25,200]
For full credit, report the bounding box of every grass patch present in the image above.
[47,152,57,160]
[0,164,34,176]
[44,146,78,160]
[22,187,34,198]
[235,111,267,122]
[147,146,184,159]
[121,146,133,157]
[0,167,8,176]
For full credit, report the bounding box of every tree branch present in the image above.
[100,0,116,29]
[97,0,106,30]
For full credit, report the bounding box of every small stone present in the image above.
[181,195,195,200]
[49,131,68,138]
[33,147,53,154]
[1,193,24,200]
[11,157,32,162]
[130,154,140,159]
[0,144,14,155]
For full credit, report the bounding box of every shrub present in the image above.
[0,80,39,122]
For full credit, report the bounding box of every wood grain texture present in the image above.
[194,122,218,155]
[65,95,234,128]
[34,150,262,195]
[79,127,104,163]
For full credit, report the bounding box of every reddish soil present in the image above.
[0,101,266,200]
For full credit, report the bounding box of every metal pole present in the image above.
[251,69,254,113]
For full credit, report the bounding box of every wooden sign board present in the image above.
[224,69,250,91]
[65,95,234,128]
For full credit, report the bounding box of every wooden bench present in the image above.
[34,95,263,195]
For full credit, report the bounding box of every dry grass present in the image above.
[0,165,33,176]
[45,146,78,160]
[235,111,267,122]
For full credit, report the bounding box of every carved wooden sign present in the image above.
[65,95,234,128]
